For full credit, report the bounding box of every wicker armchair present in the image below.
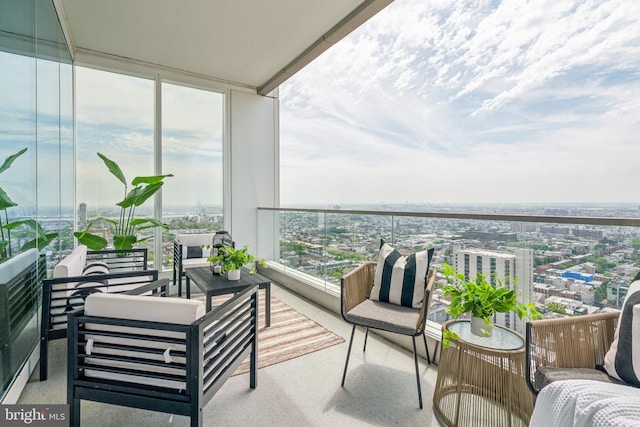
[525,311,620,395]
[340,261,436,408]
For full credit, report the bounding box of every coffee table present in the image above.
[185,266,271,327]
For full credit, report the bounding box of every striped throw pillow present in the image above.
[370,241,434,308]
[604,279,640,386]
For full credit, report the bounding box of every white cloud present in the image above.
[280,0,640,205]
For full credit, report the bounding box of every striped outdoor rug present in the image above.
[201,290,344,375]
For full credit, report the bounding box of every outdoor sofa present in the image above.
[40,245,157,380]
[67,279,258,427]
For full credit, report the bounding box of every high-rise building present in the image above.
[78,202,87,229]
[453,246,534,334]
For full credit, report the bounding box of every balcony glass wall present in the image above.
[75,70,226,270]
[0,0,73,399]
[161,83,224,270]
[258,207,640,335]
[75,67,155,260]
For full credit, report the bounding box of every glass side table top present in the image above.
[446,320,524,350]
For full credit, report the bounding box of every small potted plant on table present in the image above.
[208,244,266,280]
[440,262,540,348]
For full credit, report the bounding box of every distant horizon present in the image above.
[280,201,640,208]
[33,201,640,212]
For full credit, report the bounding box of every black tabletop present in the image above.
[186,266,270,296]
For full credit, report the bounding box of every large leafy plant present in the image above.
[74,153,172,250]
[440,262,540,347]
[207,244,267,274]
[0,148,58,258]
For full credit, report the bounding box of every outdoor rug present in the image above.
[200,290,344,376]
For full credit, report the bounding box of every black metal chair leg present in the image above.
[363,327,369,351]
[39,337,48,381]
[413,337,423,409]
[423,332,431,365]
[341,325,356,386]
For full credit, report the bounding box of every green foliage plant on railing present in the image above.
[74,153,173,250]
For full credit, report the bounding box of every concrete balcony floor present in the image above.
[18,283,440,426]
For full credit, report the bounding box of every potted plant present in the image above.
[440,262,541,348]
[74,153,172,250]
[207,244,266,280]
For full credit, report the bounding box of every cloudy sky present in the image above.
[279,0,640,206]
[74,67,224,211]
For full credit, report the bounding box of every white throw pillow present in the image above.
[369,241,434,308]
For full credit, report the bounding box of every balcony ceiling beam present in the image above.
[257,0,394,96]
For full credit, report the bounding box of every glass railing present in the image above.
[257,207,640,335]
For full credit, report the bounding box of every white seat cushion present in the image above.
[85,292,205,324]
[181,258,211,268]
[176,233,215,248]
[82,293,206,389]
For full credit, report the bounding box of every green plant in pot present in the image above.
[440,262,541,348]
[74,153,173,250]
[207,244,267,280]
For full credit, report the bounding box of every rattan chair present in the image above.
[525,311,620,395]
[340,262,436,408]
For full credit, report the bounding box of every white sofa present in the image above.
[527,276,640,426]
[530,379,640,426]
[67,280,258,427]
[40,245,158,381]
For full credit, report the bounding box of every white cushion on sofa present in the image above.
[83,293,206,389]
[53,245,87,278]
[181,258,211,268]
[176,233,215,250]
[104,273,159,294]
[0,248,38,285]
[85,292,205,324]
[530,379,640,427]
[50,245,89,323]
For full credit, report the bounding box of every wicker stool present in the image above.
[433,320,534,427]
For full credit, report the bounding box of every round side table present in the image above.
[432,320,534,427]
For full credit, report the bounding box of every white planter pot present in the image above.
[227,269,241,281]
[470,316,493,337]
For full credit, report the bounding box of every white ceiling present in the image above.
[57,0,392,94]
